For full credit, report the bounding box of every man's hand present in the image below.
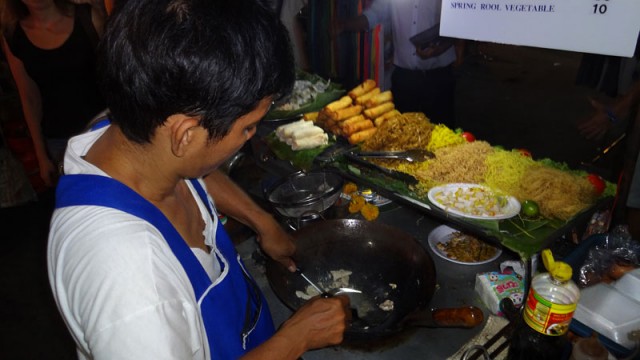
[578,97,614,141]
[415,39,454,60]
[277,295,350,351]
[241,295,350,359]
[203,170,297,271]
[254,215,296,272]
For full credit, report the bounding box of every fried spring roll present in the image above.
[354,87,381,105]
[303,112,319,122]
[373,109,401,127]
[323,96,353,112]
[323,118,337,129]
[328,105,363,121]
[342,119,374,136]
[329,125,342,136]
[374,117,387,128]
[365,90,393,108]
[339,114,365,128]
[364,102,395,119]
[348,127,377,144]
[348,79,377,99]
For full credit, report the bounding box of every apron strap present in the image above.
[56,174,213,295]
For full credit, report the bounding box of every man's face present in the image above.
[193,97,272,176]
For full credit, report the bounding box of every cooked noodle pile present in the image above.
[410,141,494,191]
[356,115,601,220]
[361,112,433,151]
[515,166,596,220]
[484,150,536,197]
[426,124,466,152]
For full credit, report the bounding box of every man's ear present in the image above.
[167,114,201,157]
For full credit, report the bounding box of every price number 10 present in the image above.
[593,0,608,14]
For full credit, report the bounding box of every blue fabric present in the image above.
[56,174,275,358]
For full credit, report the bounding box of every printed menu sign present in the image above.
[440,0,640,57]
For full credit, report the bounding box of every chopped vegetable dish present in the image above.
[436,232,498,263]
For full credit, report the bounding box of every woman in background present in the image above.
[1,0,107,187]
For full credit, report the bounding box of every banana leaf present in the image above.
[264,132,333,171]
[265,72,344,121]
[331,157,607,260]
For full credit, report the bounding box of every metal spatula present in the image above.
[295,268,361,297]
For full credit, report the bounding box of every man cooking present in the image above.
[47,0,349,359]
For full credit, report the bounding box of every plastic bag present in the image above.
[578,225,640,287]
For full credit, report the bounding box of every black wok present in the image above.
[266,219,483,341]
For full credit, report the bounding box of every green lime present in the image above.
[521,200,540,218]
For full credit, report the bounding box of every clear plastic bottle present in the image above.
[508,249,581,360]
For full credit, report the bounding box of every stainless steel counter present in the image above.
[235,200,518,359]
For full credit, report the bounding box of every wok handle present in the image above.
[431,306,484,328]
[405,306,484,328]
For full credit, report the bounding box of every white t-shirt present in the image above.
[48,125,222,359]
[364,0,456,70]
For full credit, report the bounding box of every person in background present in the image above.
[47,0,349,359]
[333,0,457,128]
[0,0,107,187]
[278,0,310,71]
[580,78,640,240]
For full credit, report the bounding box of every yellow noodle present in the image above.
[484,150,536,196]
[517,165,596,220]
[426,124,465,152]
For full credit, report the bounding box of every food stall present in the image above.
[256,0,640,354]
[258,75,615,260]
[220,69,634,358]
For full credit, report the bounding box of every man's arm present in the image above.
[203,170,351,359]
[203,169,296,271]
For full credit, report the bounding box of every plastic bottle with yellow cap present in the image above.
[507,249,581,360]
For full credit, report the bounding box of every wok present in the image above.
[266,219,483,341]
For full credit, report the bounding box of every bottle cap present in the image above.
[542,249,572,281]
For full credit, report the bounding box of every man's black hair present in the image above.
[97,0,295,143]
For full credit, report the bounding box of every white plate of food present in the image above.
[427,183,520,220]
[427,225,502,265]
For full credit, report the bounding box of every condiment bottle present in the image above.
[507,249,581,360]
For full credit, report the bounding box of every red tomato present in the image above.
[517,148,532,157]
[587,173,606,196]
[461,131,476,142]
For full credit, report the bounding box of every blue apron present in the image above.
[56,173,275,359]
